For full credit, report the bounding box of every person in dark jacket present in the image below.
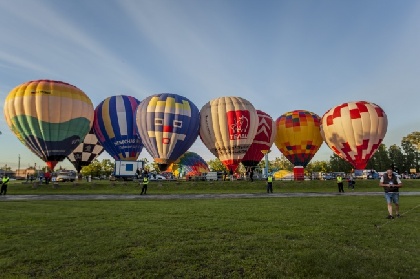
[1,175,10,195]
[379,168,402,219]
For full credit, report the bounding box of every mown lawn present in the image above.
[5,178,420,195]
[0,195,419,278]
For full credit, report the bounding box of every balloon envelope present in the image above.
[136,93,200,171]
[199,96,258,171]
[242,110,277,167]
[274,110,323,167]
[67,128,104,172]
[167,152,210,177]
[320,101,388,169]
[3,80,94,170]
[93,95,142,161]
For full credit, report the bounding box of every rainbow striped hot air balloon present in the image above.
[167,152,210,177]
[3,80,94,170]
[274,110,323,180]
[93,95,143,161]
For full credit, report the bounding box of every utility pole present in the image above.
[18,154,21,177]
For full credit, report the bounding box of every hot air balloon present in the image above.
[136,93,200,171]
[274,110,323,180]
[199,96,258,172]
[320,101,388,170]
[241,110,277,168]
[93,95,142,161]
[67,128,104,173]
[3,80,94,170]
[167,152,210,177]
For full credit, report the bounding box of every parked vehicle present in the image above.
[56,170,77,182]
[148,174,166,180]
[114,160,144,180]
[205,172,224,181]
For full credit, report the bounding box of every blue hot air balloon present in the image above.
[93,95,143,161]
[136,93,200,171]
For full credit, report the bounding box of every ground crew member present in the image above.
[267,173,273,193]
[140,176,149,195]
[336,174,344,193]
[1,175,10,195]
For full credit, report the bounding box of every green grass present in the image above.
[1,195,419,278]
[5,178,420,195]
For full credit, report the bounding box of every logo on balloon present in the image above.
[227,110,250,140]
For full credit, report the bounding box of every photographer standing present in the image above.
[379,168,402,219]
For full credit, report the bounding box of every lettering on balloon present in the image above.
[227,110,250,140]
[211,144,250,155]
[114,139,140,146]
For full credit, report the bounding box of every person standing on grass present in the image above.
[379,168,402,219]
[347,174,355,190]
[336,174,344,193]
[140,175,149,195]
[250,168,254,182]
[1,175,10,195]
[266,173,273,193]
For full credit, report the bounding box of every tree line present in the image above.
[79,132,420,177]
[208,131,420,175]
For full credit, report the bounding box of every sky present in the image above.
[0,0,419,170]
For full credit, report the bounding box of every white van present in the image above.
[206,172,219,181]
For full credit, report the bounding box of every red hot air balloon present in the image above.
[321,101,388,170]
[241,110,277,168]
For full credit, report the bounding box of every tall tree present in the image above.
[366,144,390,171]
[306,160,330,173]
[388,144,405,173]
[402,132,420,172]
[272,155,293,172]
[100,159,115,177]
[207,158,228,172]
[329,154,352,172]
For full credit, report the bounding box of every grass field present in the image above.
[4,178,420,195]
[1,180,419,278]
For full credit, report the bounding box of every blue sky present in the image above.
[1,0,419,170]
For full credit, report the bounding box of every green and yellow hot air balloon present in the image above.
[3,80,94,170]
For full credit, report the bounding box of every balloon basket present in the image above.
[293,166,305,181]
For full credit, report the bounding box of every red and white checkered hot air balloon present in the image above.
[241,110,277,168]
[320,101,388,170]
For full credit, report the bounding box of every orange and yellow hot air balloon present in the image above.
[274,110,323,180]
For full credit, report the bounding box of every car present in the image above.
[56,170,77,182]
[322,174,333,180]
[148,174,166,180]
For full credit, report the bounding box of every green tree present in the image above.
[329,154,352,172]
[100,159,114,177]
[366,144,390,171]
[272,155,293,172]
[207,158,228,172]
[306,160,330,173]
[388,144,404,173]
[402,132,420,172]
[81,159,103,177]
